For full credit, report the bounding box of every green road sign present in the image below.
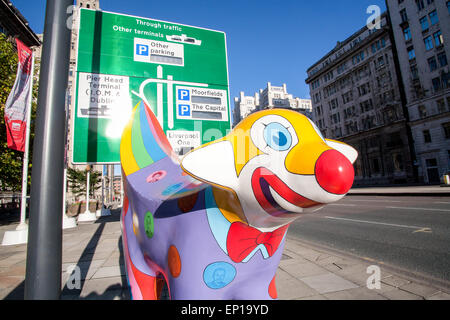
[72,9,231,164]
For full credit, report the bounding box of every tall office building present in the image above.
[233,83,312,126]
[306,13,416,186]
[386,0,450,183]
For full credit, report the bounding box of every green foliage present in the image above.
[67,167,102,199]
[0,33,38,192]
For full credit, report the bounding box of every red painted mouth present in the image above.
[251,167,322,218]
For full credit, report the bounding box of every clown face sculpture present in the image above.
[120,102,357,300]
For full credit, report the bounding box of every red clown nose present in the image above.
[315,150,354,195]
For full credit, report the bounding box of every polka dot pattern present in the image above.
[144,211,154,239]
[177,193,199,213]
[168,245,181,278]
[268,275,277,299]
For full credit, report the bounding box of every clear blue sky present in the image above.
[12,0,386,102]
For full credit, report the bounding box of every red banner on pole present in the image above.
[4,39,33,152]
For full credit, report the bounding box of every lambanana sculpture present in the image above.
[120,100,357,300]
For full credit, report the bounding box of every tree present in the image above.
[0,34,39,192]
[67,167,101,201]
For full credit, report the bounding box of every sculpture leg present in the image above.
[121,196,168,300]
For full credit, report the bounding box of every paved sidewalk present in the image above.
[0,210,449,300]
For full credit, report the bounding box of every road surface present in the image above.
[289,195,450,287]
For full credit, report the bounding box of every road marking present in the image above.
[413,228,433,234]
[386,206,450,212]
[324,216,430,232]
[346,199,402,203]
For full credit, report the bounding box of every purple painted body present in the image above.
[123,157,283,299]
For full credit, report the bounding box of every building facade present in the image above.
[233,82,312,126]
[306,13,416,186]
[386,0,450,183]
[0,0,41,48]
[233,92,260,126]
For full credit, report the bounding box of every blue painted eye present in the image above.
[263,123,292,151]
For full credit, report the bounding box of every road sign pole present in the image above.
[24,0,73,300]
[85,169,90,213]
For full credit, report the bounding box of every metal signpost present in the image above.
[25,0,73,299]
[72,9,231,163]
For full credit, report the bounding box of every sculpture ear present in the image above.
[181,140,238,190]
[325,139,358,164]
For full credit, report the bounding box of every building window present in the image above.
[342,91,353,104]
[372,158,381,174]
[330,113,341,124]
[408,47,416,60]
[443,72,450,88]
[428,56,438,71]
[393,154,404,172]
[423,130,432,143]
[437,99,446,113]
[443,122,450,139]
[403,27,412,41]
[438,52,448,67]
[400,9,408,22]
[432,77,441,91]
[416,0,425,10]
[329,98,339,110]
[420,16,429,31]
[344,106,356,119]
[447,1,450,14]
[360,99,373,113]
[411,65,419,79]
[352,52,365,65]
[424,36,434,50]
[431,77,441,91]
[425,158,439,184]
[377,56,385,67]
[429,10,439,25]
[433,31,443,46]
[418,105,427,118]
[358,83,371,96]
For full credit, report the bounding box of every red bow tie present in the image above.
[226,222,289,263]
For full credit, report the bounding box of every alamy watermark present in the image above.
[66,264,81,290]
[67,5,76,30]
[366,265,381,290]
[366,5,382,30]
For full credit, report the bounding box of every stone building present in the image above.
[233,82,312,126]
[386,0,450,183]
[305,13,416,186]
